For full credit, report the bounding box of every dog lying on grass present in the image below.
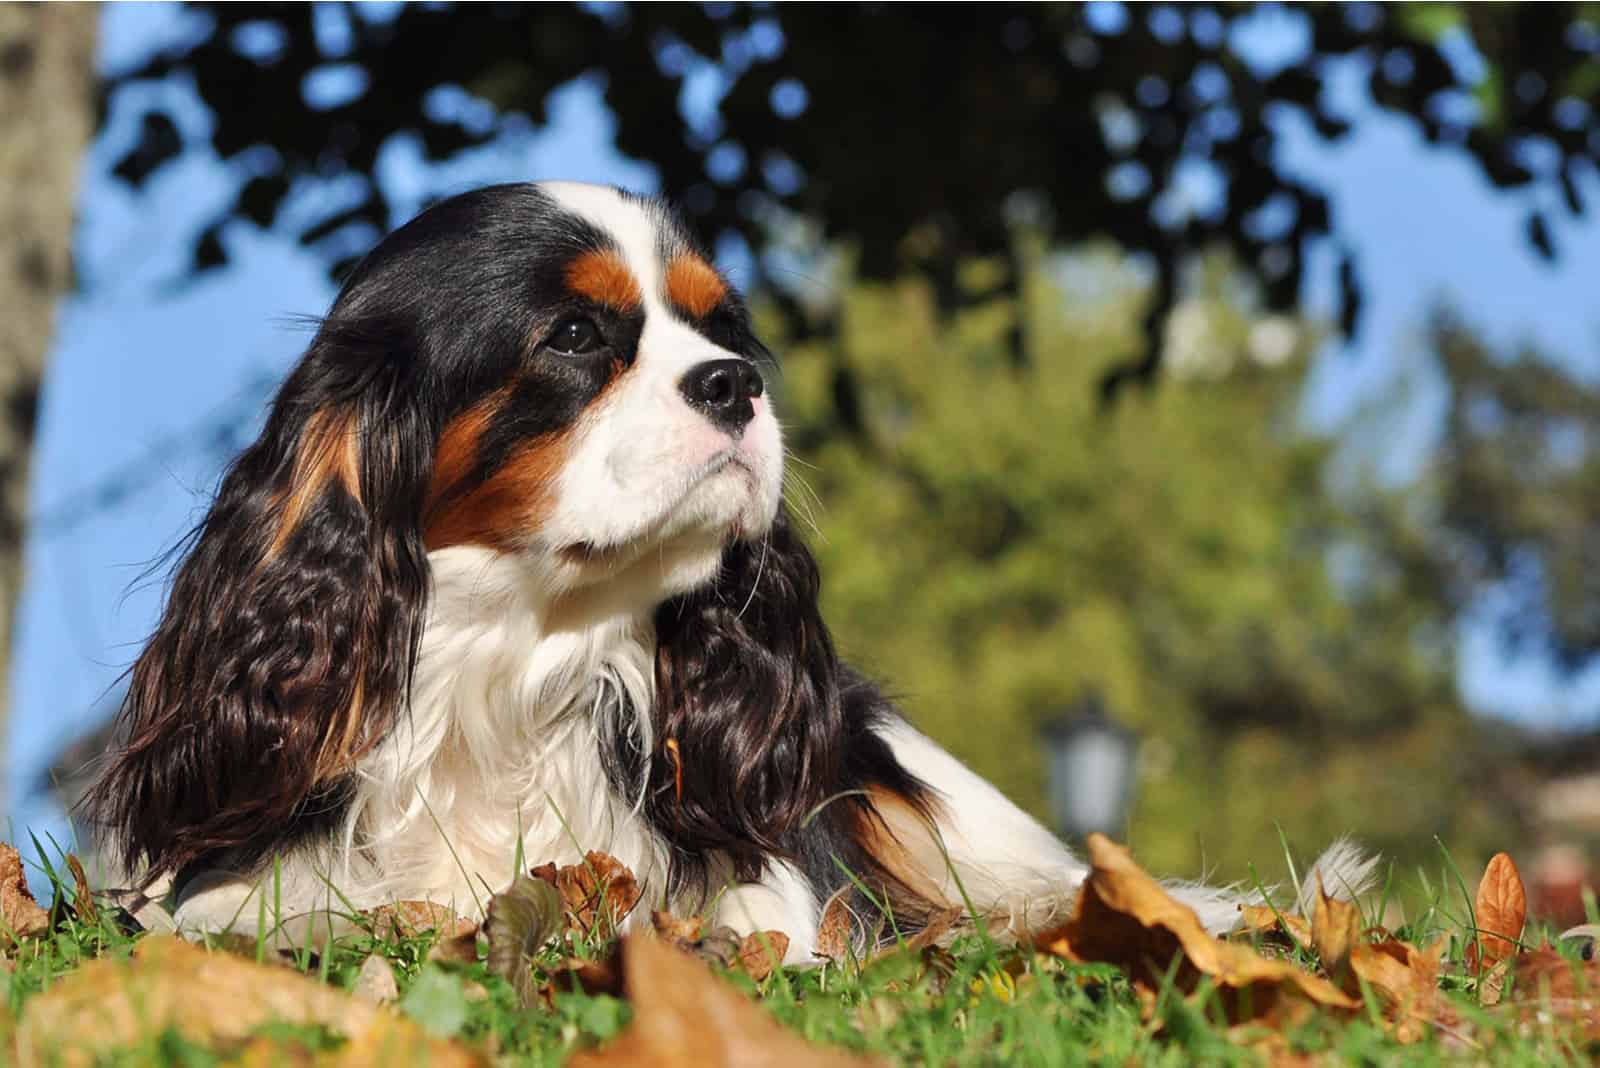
[87,182,1373,958]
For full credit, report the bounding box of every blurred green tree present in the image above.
[1423,322,1600,672]
[771,246,1521,879]
[104,3,1600,398]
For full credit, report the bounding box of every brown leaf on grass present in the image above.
[485,873,564,1008]
[1235,905,1312,950]
[566,934,885,1068]
[366,900,478,941]
[1346,938,1449,1044]
[1310,875,1362,979]
[649,910,789,979]
[13,935,481,1068]
[651,909,704,950]
[64,855,96,926]
[736,931,790,981]
[815,886,854,961]
[1478,958,1511,1007]
[1464,852,1525,974]
[532,852,642,940]
[1513,944,1600,1000]
[1506,946,1600,1040]
[553,945,626,998]
[0,843,48,944]
[1034,834,1358,1026]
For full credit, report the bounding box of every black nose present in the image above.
[678,358,765,432]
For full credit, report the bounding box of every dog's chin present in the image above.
[549,461,778,609]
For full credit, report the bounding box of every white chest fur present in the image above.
[333,546,670,915]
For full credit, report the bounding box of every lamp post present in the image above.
[1038,690,1139,841]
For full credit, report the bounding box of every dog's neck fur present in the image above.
[334,545,670,914]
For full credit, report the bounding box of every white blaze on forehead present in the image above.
[537,181,673,315]
[537,181,728,379]
[533,180,785,579]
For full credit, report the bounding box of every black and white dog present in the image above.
[88,182,1369,957]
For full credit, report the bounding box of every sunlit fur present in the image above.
[86,182,1373,960]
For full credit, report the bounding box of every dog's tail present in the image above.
[1165,836,1381,935]
[1294,836,1382,917]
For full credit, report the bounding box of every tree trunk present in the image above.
[0,4,98,813]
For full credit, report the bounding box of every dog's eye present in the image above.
[546,317,602,355]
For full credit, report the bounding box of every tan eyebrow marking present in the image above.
[665,254,727,319]
[565,248,643,311]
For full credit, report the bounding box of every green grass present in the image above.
[3,851,1597,1066]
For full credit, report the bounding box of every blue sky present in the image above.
[10,3,1600,849]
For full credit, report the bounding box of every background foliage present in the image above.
[771,245,1534,879]
[109,4,1600,395]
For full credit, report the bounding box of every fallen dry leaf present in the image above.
[13,935,480,1068]
[1502,950,1600,1042]
[64,855,96,926]
[0,843,48,944]
[556,948,626,998]
[1346,937,1448,1044]
[735,931,790,981]
[566,934,884,1068]
[1035,834,1358,1026]
[814,887,854,961]
[1465,852,1525,975]
[1310,875,1362,980]
[485,873,564,1008]
[366,900,477,940]
[533,852,642,940]
[1235,905,1312,949]
[1513,945,1600,1001]
[649,910,789,979]
[1478,958,1511,1007]
[651,909,705,950]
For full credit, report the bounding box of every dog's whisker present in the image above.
[735,531,771,622]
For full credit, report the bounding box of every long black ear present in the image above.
[645,506,851,887]
[85,326,432,884]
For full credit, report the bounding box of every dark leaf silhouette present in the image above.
[102,5,1600,398]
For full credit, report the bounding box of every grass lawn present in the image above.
[2,841,1596,1066]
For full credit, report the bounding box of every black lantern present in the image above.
[1038,690,1139,840]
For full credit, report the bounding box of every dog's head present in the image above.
[90,183,847,884]
[408,182,784,598]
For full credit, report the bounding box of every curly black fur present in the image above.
[640,507,938,915]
